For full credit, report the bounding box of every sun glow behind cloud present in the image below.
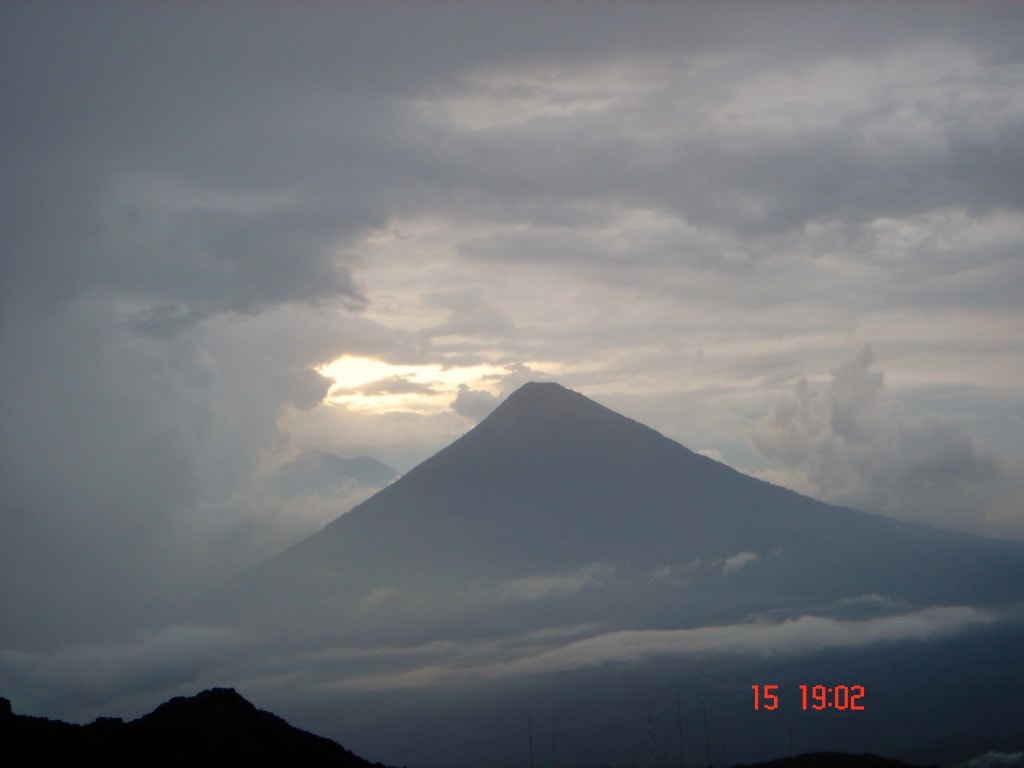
[316,355,509,414]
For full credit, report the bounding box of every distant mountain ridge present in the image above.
[266,451,398,498]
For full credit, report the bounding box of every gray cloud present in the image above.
[450,383,500,420]
[0,625,240,720]
[424,289,515,339]
[748,346,1024,537]
[449,363,547,421]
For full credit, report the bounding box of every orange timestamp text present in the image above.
[752,684,866,711]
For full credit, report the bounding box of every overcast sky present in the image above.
[2,2,1023,650]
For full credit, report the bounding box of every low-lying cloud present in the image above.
[493,563,615,602]
[652,551,766,583]
[490,605,993,677]
[721,551,759,574]
[270,605,995,693]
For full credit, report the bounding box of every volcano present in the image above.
[212,382,1024,767]
[228,382,1024,639]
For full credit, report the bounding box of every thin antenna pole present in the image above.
[702,701,711,768]
[528,715,534,768]
[676,693,685,768]
[648,711,655,768]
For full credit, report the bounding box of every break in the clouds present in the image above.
[1,1,1023,651]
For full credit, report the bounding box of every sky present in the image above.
[2,1,1023,658]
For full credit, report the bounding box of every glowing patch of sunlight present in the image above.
[316,356,508,414]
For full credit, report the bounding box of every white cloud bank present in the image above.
[748,346,1024,539]
[491,605,993,677]
[287,605,995,692]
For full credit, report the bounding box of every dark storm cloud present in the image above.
[0,1,446,646]
[1,3,408,320]
[6,2,1017,324]
[0,301,202,646]
[0,295,420,646]
[442,72,1024,264]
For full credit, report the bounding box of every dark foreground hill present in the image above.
[0,688,390,768]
